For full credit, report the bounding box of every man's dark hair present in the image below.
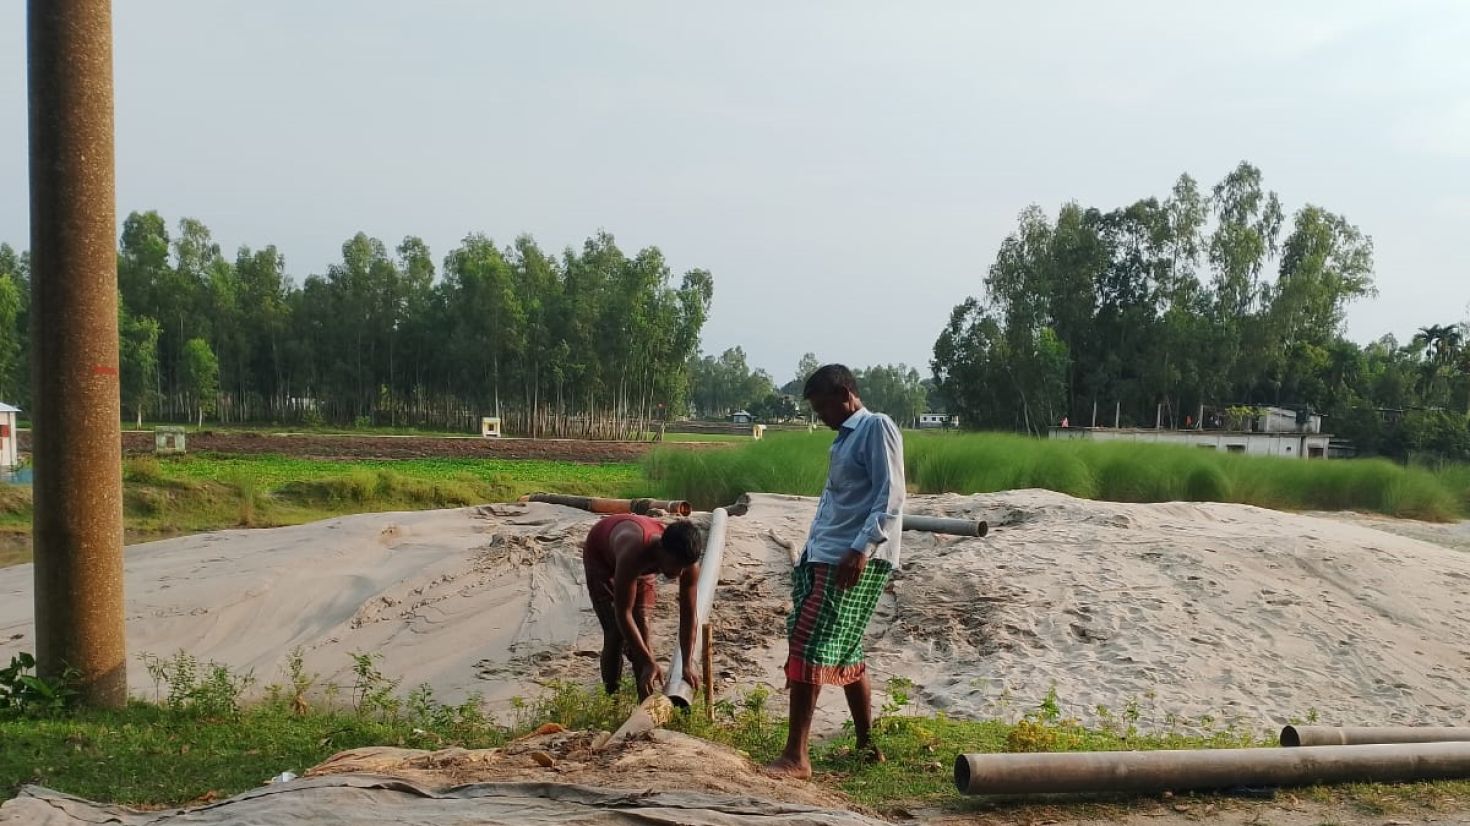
[803,364,859,400]
[661,520,705,566]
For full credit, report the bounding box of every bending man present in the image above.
[582,514,704,699]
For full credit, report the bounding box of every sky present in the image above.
[2,2,1468,383]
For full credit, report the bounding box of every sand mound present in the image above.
[4,490,1470,734]
[883,490,1470,730]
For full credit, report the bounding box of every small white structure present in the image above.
[1049,426,1330,459]
[1254,406,1324,434]
[917,412,959,429]
[752,424,767,440]
[731,410,753,425]
[0,403,18,470]
[154,426,187,456]
[481,417,503,438]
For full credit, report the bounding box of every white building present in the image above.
[0,403,18,470]
[1254,406,1324,434]
[917,412,959,429]
[1049,426,1330,459]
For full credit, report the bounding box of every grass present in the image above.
[644,431,1470,521]
[0,454,644,567]
[5,659,1470,818]
[3,428,1465,569]
[657,432,756,443]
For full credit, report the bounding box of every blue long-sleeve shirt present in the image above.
[800,407,906,569]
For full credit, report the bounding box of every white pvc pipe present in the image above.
[665,507,727,708]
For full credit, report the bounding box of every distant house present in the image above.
[916,412,958,430]
[1254,405,1323,434]
[1050,425,1330,460]
[0,403,17,470]
[731,410,753,425]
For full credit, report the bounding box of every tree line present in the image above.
[1,215,714,437]
[931,161,1470,461]
[686,347,932,428]
[4,163,1463,460]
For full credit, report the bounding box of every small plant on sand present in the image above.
[881,676,915,717]
[349,651,401,717]
[1036,685,1062,722]
[139,651,255,718]
[262,647,319,716]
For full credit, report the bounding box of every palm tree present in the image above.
[1412,323,1469,407]
[1413,324,1463,367]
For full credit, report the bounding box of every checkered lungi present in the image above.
[784,559,891,686]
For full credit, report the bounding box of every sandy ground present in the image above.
[5,490,1470,737]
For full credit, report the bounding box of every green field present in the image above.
[656,431,758,443]
[4,431,1467,571]
[0,455,643,567]
[645,430,1470,521]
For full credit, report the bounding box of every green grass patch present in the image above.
[0,454,645,568]
[7,659,1470,817]
[644,431,1470,520]
[150,454,640,495]
[140,455,643,534]
[657,432,756,443]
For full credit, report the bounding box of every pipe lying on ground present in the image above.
[666,507,728,709]
[1282,726,1470,747]
[902,515,988,537]
[518,493,692,517]
[954,742,1470,796]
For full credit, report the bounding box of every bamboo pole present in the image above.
[701,621,714,722]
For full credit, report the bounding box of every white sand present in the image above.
[3,491,1470,735]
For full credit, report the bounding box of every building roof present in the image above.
[0,403,19,413]
[732,410,752,417]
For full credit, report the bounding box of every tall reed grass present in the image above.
[643,431,1469,521]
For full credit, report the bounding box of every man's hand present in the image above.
[637,661,665,698]
[836,548,868,590]
[683,664,700,694]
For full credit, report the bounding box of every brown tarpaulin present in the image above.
[1,777,885,825]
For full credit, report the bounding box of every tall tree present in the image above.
[119,307,161,427]
[180,338,219,427]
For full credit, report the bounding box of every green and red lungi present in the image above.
[784,559,891,686]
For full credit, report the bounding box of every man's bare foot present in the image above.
[763,756,813,780]
[857,741,886,765]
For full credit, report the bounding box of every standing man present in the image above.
[582,514,705,700]
[766,364,905,780]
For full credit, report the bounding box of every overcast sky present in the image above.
[2,2,1467,382]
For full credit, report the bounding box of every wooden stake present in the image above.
[701,622,714,722]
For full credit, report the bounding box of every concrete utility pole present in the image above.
[28,0,127,707]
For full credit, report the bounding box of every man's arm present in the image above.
[837,416,905,588]
[677,562,701,692]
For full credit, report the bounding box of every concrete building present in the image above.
[731,410,753,425]
[0,403,17,470]
[1252,405,1324,434]
[917,412,959,429]
[1049,426,1331,459]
